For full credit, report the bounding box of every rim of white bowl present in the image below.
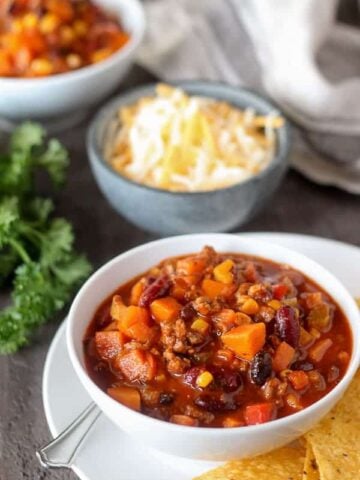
[0,0,145,86]
[66,233,360,436]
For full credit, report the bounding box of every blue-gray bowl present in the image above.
[87,81,291,235]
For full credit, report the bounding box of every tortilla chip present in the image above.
[305,370,360,480]
[302,443,320,480]
[193,446,305,480]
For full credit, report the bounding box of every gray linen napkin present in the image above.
[137,0,360,194]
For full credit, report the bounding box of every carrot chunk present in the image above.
[309,338,333,363]
[115,349,157,382]
[176,257,206,276]
[150,297,181,323]
[118,305,150,331]
[107,386,141,411]
[244,403,275,425]
[95,331,125,360]
[110,295,127,320]
[130,280,144,306]
[272,341,295,372]
[288,370,309,390]
[221,323,266,360]
[201,278,235,299]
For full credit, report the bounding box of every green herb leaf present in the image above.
[0,122,92,354]
[35,138,69,186]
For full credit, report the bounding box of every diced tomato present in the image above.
[273,284,289,300]
[244,403,275,425]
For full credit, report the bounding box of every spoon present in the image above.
[36,402,101,469]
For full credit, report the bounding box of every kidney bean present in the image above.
[275,306,300,347]
[184,367,205,388]
[159,392,175,405]
[139,274,171,307]
[213,368,243,393]
[194,394,236,412]
[292,361,314,372]
[180,303,196,321]
[250,351,272,386]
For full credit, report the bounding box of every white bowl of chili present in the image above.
[66,234,360,461]
[0,0,145,129]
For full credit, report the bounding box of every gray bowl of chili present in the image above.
[87,81,291,235]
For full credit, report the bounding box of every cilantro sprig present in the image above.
[0,122,92,354]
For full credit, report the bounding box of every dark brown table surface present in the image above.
[1,66,360,480]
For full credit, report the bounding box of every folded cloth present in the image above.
[137,0,360,194]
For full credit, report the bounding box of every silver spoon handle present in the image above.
[36,402,101,469]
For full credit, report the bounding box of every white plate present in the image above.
[42,233,360,480]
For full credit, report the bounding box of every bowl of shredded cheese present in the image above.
[87,81,290,234]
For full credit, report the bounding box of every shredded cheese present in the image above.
[105,84,284,192]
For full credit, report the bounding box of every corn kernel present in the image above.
[30,58,53,76]
[66,53,81,69]
[40,13,60,34]
[73,20,87,37]
[60,26,75,45]
[91,48,112,64]
[155,374,166,383]
[213,259,234,285]
[196,371,214,388]
[22,13,38,30]
[12,19,24,34]
[267,299,281,310]
[240,298,259,315]
[191,318,209,334]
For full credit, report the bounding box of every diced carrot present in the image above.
[171,280,187,301]
[115,349,157,382]
[176,257,206,276]
[125,322,155,343]
[309,338,333,363]
[221,323,266,360]
[244,403,275,425]
[272,341,295,372]
[110,295,127,320]
[95,331,125,360]
[103,321,119,332]
[150,297,181,323]
[118,305,150,332]
[130,280,144,306]
[201,278,235,299]
[288,370,309,390]
[273,284,289,300]
[170,414,199,426]
[107,386,141,411]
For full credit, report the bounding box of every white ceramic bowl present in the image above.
[66,234,360,461]
[0,0,145,126]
